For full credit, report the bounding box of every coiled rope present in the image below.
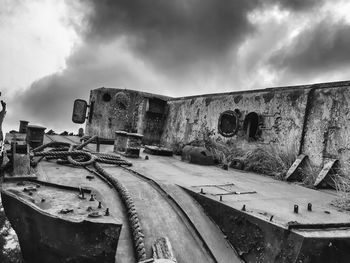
[30,135,147,262]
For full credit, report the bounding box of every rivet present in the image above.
[242,204,246,211]
[89,194,95,201]
[200,188,204,194]
[307,203,312,211]
[294,205,299,214]
[220,195,223,202]
[105,208,110,216]
[98,201,102,208]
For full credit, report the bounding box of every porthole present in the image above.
[102,93,112,102]
[218,110,238,137]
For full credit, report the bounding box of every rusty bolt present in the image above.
[105,208,110,216]
[242,204,246,211]
[294,205,299,214]
[89,194,95,201]
[98,201,102,209]
[307,203,312,211]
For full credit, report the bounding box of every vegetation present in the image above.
[331,168,350,210]
[244,146,296,179]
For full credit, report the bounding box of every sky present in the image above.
[1,0,350,133]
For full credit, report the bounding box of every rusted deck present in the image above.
[35,134,241,262]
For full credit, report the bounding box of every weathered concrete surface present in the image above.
[129,152,350,226]
[162,86,308,155]
[83,81,350,176]
[1,184,121,263]
[302,85,350,170]
[86,87,170,144]
[128,151,350,263]
[101,165,225,263]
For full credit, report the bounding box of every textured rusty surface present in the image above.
[1,184,121,263]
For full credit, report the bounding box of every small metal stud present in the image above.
[220,195,223,202]
[270,215,273,222]
[89,194,95,201]
[307,203,312,211]
[200,188,204,194]
[98,201,102,208]
[242,204,246,211]
[105,208,110,216]
[294,204,299,214]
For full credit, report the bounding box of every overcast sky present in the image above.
[1,0,350,133]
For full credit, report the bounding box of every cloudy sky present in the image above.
[1,0,350,133]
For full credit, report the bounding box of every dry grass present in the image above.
[300,161,319,187]
[244,145,297,179]
[331,168,350,210]
[203,137,245,165]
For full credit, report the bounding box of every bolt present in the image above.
[200,188,204,194]
[98,201,102,208]
[294,204,299,214]
[79,187,85,199]
[307,203,312,211]
[242,204,246,211]
[105,208,110,216]
[220,195,223,202]
[145,155,149,160]
[90,194,95,201]
[270,215,274,222]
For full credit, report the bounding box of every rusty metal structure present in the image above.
[2,80,350,262]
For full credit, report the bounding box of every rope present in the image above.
[94,162,147,261]
[30,138,145,261]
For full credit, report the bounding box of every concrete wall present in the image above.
[85,81,350,171]
[86,87,169,144]
[161,87,309,157]
[302,83,350,170]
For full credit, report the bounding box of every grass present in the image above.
[299,160,319,187]
[195,130,298,179]
[331,168,350,210]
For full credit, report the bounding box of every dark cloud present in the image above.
[82,0,321,76]
[4,0,326,133]
[82,0,257,75]
[268,19,350,74]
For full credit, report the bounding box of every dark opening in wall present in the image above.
[102,93,112,102]
[218,110,238,137]
[243,112,259,140]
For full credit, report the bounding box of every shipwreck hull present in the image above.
[1,183,122,263]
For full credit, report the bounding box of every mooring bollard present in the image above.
[19,120,29,133]
[114,130,128,153]
[125,133,143,158]
[26,125,46,148]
